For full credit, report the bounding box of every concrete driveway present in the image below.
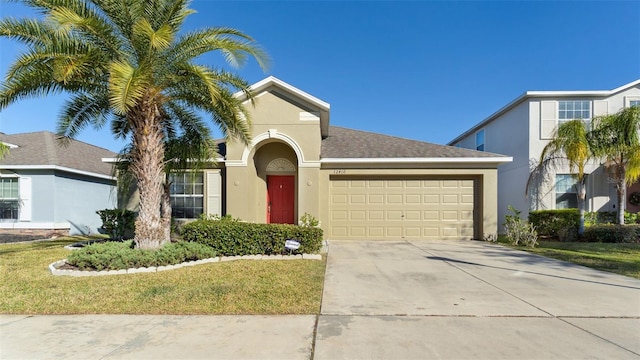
[316,240,640,359]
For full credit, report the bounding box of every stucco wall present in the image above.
[53,171,117,234]
[0,169,116,236]
[225,88,324,224]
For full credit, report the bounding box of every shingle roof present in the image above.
[0,131,117,177]
[321,126,507,159]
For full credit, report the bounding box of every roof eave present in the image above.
[233,76,330,110]
[0,165,116,181]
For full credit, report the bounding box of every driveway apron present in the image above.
[315,240,640,359]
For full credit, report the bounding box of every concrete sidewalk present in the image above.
[1,315,316,360]
[2,240,639,359]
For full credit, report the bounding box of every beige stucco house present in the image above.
[448,79,640,228]
[127,77,511,240]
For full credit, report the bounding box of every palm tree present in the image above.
[114,114,219,243]
[0,0,268,249]
[588,106,640,224]
[528,119,594,234]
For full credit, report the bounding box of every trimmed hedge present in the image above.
[529,209,580,239]
[584,211,616,226]
[181,220,323,256]
[581,225,640,243]
[67,240,217,271]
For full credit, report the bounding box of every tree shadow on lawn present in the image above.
[0,239,75,256]
[425,255,640,290]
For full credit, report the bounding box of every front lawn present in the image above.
[514,241,640,279]
[0,238,326,314]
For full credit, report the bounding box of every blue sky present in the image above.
[1,1,639,153]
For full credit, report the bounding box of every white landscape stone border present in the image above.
[49,253,323,277]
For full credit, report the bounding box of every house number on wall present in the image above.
[333,169,346,174]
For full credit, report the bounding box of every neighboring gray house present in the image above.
[0,131,117,237]
[448,79,640,229]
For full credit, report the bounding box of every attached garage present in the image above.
[329,177,476,240]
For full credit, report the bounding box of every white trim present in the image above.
[0,165,115,180]
[1,141,18,149]
[101,157,225,164]
[234,76,330,110]
[320,157,513,164]
[240,131,309,166]
[0,222,70,230]
[299,161,321,168]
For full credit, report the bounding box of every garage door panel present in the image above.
[405,210,421,220]
[331,210,347,220]
[442,210,460,221]
[369,194,384,204]
[332,194,347,204]
[330,179,475,240]
[369,210,384,220]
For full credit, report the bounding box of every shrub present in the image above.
[181,219,323,256]
[96,209,136,240]
[504,206,538,247]
[528,209,579,239]
[581,225,640,243]
[584,211,616,226]
[624,211,640,224]
[67,240,217,271]
[299,213,320,228]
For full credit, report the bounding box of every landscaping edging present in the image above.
[49,253,323,277]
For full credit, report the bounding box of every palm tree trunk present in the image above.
[617,181,626,225]
[615,165,627,225]
[161,181,172,245]
[577,182,586,235]
[130,100,166,249]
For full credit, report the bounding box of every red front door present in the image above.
[267,175,295,224]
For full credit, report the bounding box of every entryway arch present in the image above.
[252,141,298,224]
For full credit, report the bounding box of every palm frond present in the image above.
[56,91,112,139]
[108,60,149,114]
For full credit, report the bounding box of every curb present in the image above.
[49,253,322,277]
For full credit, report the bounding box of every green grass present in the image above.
[510,241,640,279]
[0,238,326,315]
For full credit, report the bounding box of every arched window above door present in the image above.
[266,158,296,173]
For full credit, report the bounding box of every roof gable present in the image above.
[236,76,331,138]
[0,131,117,178]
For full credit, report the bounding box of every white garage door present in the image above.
[329,178,475,240]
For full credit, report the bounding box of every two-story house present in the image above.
[448,79,640,228]
[122,77,512,240]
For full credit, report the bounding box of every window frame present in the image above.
[475,129,485,151]
[555,174,578,209]
[168,172,204,219]
[630,100,640,108]
[558,100,591,125]
[0,177,19,221]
